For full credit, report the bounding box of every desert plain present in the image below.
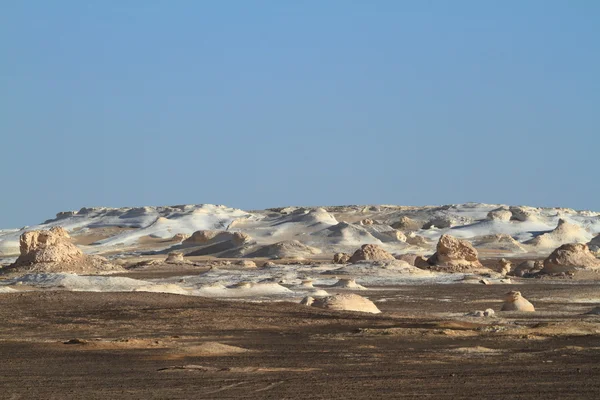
[1,203,600,399]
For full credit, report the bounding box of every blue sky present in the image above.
[1,1,598,227]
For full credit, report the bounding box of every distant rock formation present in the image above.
[5,227,123,275]
[427,234,484,271]
[472,234,526,253]
[501,291,535,312]
[487,208,512,222]
[244,240,321,259]
[333,253,351,264]
[310,293,381,314]
[391,216,423,231]
[525,219,590,250]
[541,243,600,274]
[509,260,543,277]
[498,258,512,276]
[348,244,395,263]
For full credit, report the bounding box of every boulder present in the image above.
[405,234,430,247]
[501,291,535,312]
[311,293,381,314]
[487,208,512,222]
[333,253,351,264]
[6,227,122,275]
[360,219,374,225]
[235,260,257,268]
[541,243,600,274]
[391,216,423,231]
[498,258,512,276]
[348,244,395,263]
[165,252,186,264]
[427,234,483,271]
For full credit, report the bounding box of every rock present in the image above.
[498,259,512,276]
[333,253,351,264]
[405,234,430,247]
[349,244,395,263]
[472,234,526,253]
[235,260,257,268]
[427,234,484,271]
[360,219,374,225]
[330,278,366,290]
[391,216,423,231]
[509,260,543,277]
[500,291,535,312]
[300,296,315,306]
[414,255,432,269]
[310,293,381,314]
[6,227,122,275]
[385,230,407,242]
[525,219,591,250]
[479,279,491,285]
[395,253,419,265]
[468,309,495,318]
[487,208,512,222]
[183,230,220,245]
[301,279,314,288]
[541,243,600,274]
[171,233,190,242]
[262,261,277,268]
[165,252,186,264]
[509,206,539,222]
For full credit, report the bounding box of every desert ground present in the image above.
[1,203,600,399]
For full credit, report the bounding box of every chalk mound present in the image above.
[349,244,395,263]
[487,208,512,222]
[427,234,484,271]
[183,230,251,247]
[498,258,512,276]
[235,260,257,268]
[501,291,535,312]
[6,273,151,292]
[541,243,600,274]
[509,260,543,277]
[165,252,190,264]
[472,234,526,253]
[244,240,321,259]
[333,253,351,264]
[509,206,540,222]
[391,216,423,231]
[525,219,590,250]
[405,234,431,248]
[5,227,123,275]
[311,293,381,314]
[331,278,366,290]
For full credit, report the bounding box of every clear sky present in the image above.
[1,1,599,228]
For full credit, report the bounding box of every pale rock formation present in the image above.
[348,244,395,263]
[165,252,187,264]
[525,219,590,250]
[385,230,407,242]
[473,234,526,253]
[311,293,381,314]
[391,216,423,231]
[508,260,543,277]
[331,278,366,290]
[360,219,374,225]
[509,206,539,222]
[427,234,484,271]
[541,243,600,274]
[405,234,430,248]
[498,258,512,276]
[468,308,495,318]
[235,260,257,268]
[333,253,351,264]
[487,208,513,222]
[300,296,315,306]
[501,291,535,312]
[301,279,314,288]
[6,227,122,274]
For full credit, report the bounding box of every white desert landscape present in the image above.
[2,203,600,398]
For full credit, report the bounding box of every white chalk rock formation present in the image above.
[427,234,484,271]
[6,227,122,275]
[311,293,381,314]
[487,208,512,221]
[165,252,188,264]
[525,219,591,250]
[541,243,600,274]
[331,278,366,290]
[348,244,395,263]
[501,291,535,312]
[333,253,351,264]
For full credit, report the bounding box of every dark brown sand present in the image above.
[1,281,600,399]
